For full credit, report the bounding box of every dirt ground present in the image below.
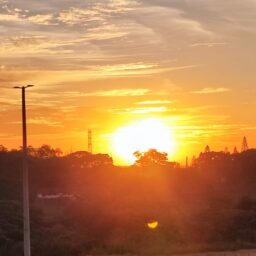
[100,251,256,256]
[173,250,256,256]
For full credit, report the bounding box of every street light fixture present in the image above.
[14,85,34,256]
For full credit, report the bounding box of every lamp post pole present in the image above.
[14,85,34,256]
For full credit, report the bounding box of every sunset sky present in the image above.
[0,0,256,165]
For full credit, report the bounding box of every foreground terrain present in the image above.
[2,147,256,255]
[175,250,256,256]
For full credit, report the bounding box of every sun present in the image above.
[111,118,176,164]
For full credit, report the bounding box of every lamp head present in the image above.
[13,85,35,89]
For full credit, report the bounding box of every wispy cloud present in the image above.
[28,118,63,127]
[9,118,63,127]
[107,106,169,114]
[0,0,255,155]
[57,0,138,26]
[192,87,231,94]
[130,106,168,114]
[95,64,198,77]
[0,36,81,56]
[0,13,20,21]
[136,5,213,38]
[57,8,104,25]
[174,124,243,139]
[85,24,128,40]
[99,63,157,72]
[190,42,228,47]
[136,100,173,105]
[81,89,150,97]
[28,14,55,25]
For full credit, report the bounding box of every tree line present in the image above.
[1,145,256,255]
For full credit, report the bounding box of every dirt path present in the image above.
[91,250,256,256]
[173,250,256,256]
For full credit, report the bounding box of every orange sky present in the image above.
[0,0,256,165]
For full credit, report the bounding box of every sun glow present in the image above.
[112,118,176,164]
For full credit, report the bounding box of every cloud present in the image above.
[81,89,151,97]
[28,14,54,25]
[0,13,20,21]
[27,118,63,127]
[0,97,20,105]
[107,106,169,114]
[0,36,88,56]
[134,5,213,39]
[10,117,63,127]
[192,87,231,94]
[57,8,104,25]
[0,64,193,91]
[136,100,173,105]
[106,0,138,11]
[94,64,198,77]
[57,0,138,26]
[190,42,228,47]
[99,62,157,72]
[0,0,210,72]
[174,124,241,139]
[130,106,168,114]
[0,0,136,29]
[174,16,213,36]
[85,24,128,40]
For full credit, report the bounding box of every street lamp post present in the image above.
[14,85,34,256]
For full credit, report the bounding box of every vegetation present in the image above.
[134,149,169,166]
[1,145,256,255]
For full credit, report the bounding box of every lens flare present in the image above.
[147,221,159,229]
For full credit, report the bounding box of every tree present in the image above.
[27,145,38,157]
[0,145,7,152]
[36,144,63,159]
[133,149,168,167]
[66,151,113,168]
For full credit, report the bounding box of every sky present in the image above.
[0,0,256,165]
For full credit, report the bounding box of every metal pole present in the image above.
[22,87,31,256]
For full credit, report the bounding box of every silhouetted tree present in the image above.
[0,145,7,152]
[134,149,168,166]
[2,143,256,254]
[26,145,38,157]
[36,144,63,159]
[66,151,113,168]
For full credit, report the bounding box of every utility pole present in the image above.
[14,85,34,256]
[186,156,189,168]
[88,129,92,153]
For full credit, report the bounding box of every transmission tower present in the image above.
[241,136,249,152]
[88,129,92,153]
[233,146,238,154]
[205,145,210,153]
